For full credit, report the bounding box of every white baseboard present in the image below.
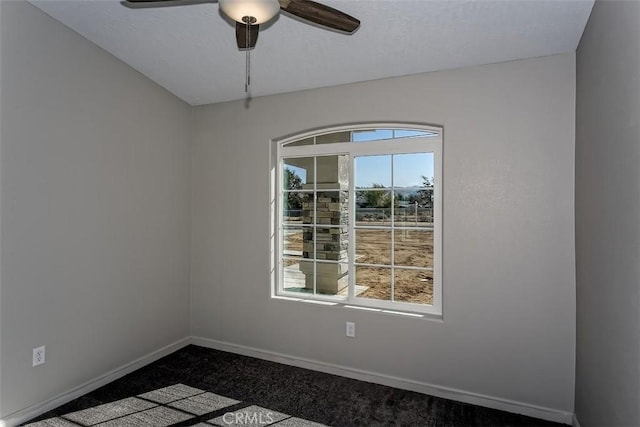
[191,336,574,425]
[1,337,190,427]
[3,336,575,426]
[573,413,581,427]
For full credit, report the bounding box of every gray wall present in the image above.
[0,2,192,417]
[0,1,3,415]
[0,2,582,419]
[575,1,640,426]
[191,53,577,413]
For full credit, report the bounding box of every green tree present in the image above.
[361,183,390,208]
[284,168,303,211]
[415,175,434,208]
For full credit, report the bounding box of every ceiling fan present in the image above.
[123,0,360,51]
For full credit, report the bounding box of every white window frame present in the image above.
[271,124,442,316]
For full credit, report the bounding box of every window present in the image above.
[273,125,442,315]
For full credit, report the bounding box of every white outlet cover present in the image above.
[33,346,45,366]
[346,322,355,338]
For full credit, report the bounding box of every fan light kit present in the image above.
[219,0,280,25]
[123,0,360,92]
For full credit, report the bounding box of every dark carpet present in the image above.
[24,345,566,427]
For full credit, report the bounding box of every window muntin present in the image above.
[282,129,439,148]
[276,125,442,315]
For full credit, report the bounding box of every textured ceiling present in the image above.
[29,0,594,106]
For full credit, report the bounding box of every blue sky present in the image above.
[351,130,435,187]
[284,129,436,189]
[285,152,433,189]
[355,153,433,188]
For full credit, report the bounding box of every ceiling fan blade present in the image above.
[278,0,360,33]
[236,22,260,50]
[122,0,216,9]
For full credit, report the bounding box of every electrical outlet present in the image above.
[346,322,355,338]
[33,346,45,367]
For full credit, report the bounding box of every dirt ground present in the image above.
[355,226,433,304]
[283,224,433,304]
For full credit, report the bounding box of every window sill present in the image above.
[271,295,443,322]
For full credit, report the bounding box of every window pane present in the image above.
[304,189,347,262]
[316,227,348,261]
[394,269,433,305]
[315,155,349,190]
[394,206,433,227]
[283,158,314,189]
[283,258,299,268]
[355,155,391,189]
[283,227,303,259]
[393,153,433,188]
[316,131,351,145]
[352,129,394,142]
[393,202,415,226]
[356,193,391,226]
[355,266,391,301]
[355,229,391,265]
[316,261,349,296]
[393,129,439,139]
[356,188,391,207]
[393,153,433,227]
[418,206,434,225]
[282,259,313,294]
[315,191,348,227]
[302,227,315,259]
[283,192,311,225]
[300,194,314,225]
[283,137,314,147]
[394,204,433,227]
[394,229,433,268]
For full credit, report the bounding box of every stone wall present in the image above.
[300,189,349,294]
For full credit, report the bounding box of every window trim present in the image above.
[271,123,443,316]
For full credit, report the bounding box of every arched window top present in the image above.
[281,125,441,148]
